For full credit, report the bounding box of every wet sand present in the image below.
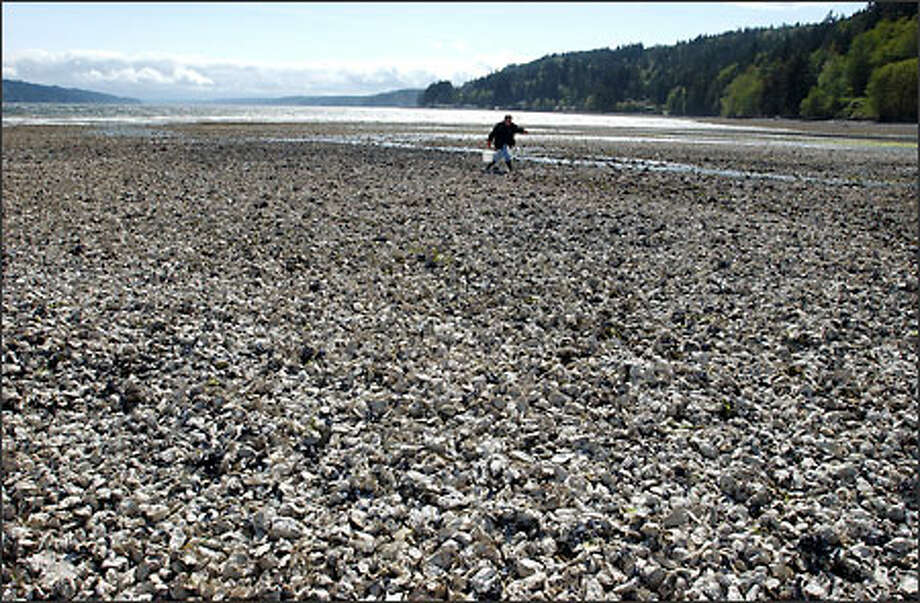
[2,122,917,599]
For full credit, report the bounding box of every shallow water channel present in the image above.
[262,131,914,189]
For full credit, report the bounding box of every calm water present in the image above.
[1,102,750,131]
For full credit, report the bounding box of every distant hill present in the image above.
[217,88,423,107]
[2,79,142,104]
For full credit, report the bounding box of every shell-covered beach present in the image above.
[2,120,917,599]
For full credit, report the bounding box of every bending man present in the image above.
[485,114,527,173]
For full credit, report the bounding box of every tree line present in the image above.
[420,2,917,122]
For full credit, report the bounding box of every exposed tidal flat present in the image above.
[1,120,917,600]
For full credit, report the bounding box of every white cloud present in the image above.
[173,66,214,87]
[2,49,504,100]
[84,66,169,85]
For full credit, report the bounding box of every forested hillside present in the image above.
[421,2,917,121]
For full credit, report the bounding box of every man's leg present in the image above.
[483,149,499,172]
[500,146,512,172]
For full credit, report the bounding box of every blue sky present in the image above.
[3,2,867,101]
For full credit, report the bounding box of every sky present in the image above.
[3,2,868,102]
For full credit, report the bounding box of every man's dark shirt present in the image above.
[488,121,525,148]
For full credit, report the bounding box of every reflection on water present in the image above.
[262,134,907,188]
[2,103,748,131]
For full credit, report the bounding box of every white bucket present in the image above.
[481,150,493,163]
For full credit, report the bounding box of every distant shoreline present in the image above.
[690,116,918,141]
